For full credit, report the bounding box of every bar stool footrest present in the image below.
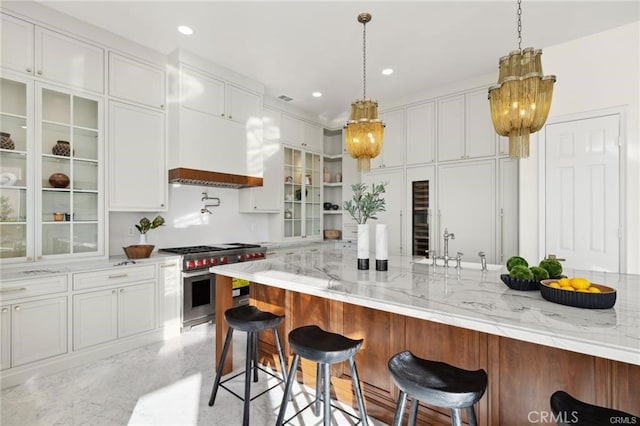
[218,365,286,402]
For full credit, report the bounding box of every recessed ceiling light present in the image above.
[382,68,394,76]
[312,92,322,98]
[178,25,193,35]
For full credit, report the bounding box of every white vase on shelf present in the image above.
[357,223,369,270]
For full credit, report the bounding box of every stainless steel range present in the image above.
[159,243,266,329]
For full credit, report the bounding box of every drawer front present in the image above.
[0,275,68,302]
[74,265,156,291]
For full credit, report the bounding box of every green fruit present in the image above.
[529,266,550,281]
[506,256,528,271]
[510,265,534,280]
[539,259,563,278]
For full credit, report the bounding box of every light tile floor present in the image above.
[1,323,385,425]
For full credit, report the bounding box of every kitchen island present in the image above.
[211,246,639,425]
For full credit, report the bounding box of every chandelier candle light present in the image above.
[344,12,385,172]
[488,0,556,158]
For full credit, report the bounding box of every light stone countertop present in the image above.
[0,252,181,282]
[211,246,640,366]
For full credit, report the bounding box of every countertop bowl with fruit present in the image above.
[540,278,617,309]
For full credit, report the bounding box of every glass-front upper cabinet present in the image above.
[38,84,102,258]
[0,76,31,260]
[282,146,321,239]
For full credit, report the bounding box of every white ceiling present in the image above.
[34,1,640,126]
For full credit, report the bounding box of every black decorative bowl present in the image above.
[500,274,540,291]
[540,280,616,309]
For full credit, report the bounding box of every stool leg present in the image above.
[242,331,254,426]
[273,327,288,382]
[406,398,419,426]
[348,356,368,426]
[466,406,478,426]
[450,408,463,426]
[276,354,300,426]
[323,362,331,426]
[252,331,259,382]
[208,327,234,407]
[392,391,408,426]
[314,363,322,416]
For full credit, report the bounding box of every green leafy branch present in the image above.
[343,182,387,224]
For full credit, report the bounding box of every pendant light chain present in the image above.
[362,20,367,99]
[516,0,522,51]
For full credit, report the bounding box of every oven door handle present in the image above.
[182,270,215,279]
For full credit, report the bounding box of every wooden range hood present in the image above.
[168,168,263,189]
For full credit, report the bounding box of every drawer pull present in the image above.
[160,263,177,268]
[0,287,27,294]
[108,273,128,279]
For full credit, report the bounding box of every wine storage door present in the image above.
[412,180,430,255]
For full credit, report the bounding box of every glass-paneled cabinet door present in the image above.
[304,152,321,237]
[38,84,102,258]
[0,76,32,261]
[282,146,302,238]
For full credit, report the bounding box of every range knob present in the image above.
[203,258,211,266]
[195,259,204,267]
[186,260,196,269]
[212,258,219,265]
[256,252,265,258]
[247,253,255,259]
[238,254,246,261]
[221,256,228,264]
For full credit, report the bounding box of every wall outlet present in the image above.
[127,227,135,236]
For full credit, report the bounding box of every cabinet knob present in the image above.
[14,306,20,311]
[112,290,117,294]
[26,256,33,261]
[37,256,43,260]
[119,288,125,293]
[37,70,42,75]
[160,104,165,109]
[228,115,232,120]
[160,204,165,207]
[26,67,32,73]
[221,113,225,117]
[1,308,8,313]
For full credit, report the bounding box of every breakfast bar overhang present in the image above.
[212,246,639,425]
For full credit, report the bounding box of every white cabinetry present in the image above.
[169,59,263,177]
[371,108,404,169]
[35,27,104,93]
[108,101,166,211]
[73,265,156,350]
[0,275,69,370]
[280,114,323,152]
[158,260,180,332]
[239,139,280,212]
[438,90,496,161]
[269,146,321,240]
[499,158,519,263]
[438,160,496,262]
[108,52,165,110]
[0,13,34,75]
[406,102,436,165]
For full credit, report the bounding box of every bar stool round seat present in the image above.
[276,325,369,426]
[388,351,487,426]
[550,390,639,426]
[208,305,288,426]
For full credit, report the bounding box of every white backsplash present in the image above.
[109,184,270,255]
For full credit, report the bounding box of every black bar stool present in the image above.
[388,351,487,426]
[276,325,369,426]
[550,390,639,425]
[208,305,288,426]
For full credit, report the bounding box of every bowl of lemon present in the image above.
[540,277,616,309]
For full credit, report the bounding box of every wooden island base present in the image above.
[214,277,639,425]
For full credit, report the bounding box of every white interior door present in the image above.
[545,114,620,272]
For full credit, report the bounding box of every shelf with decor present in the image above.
[322,129,344,239]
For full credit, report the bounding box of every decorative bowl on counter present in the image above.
[323,229,341,240]
[540,279,616,309]
[123,244,154,259]
[500,274,541,291]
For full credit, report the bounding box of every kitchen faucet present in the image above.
[478,251,487,271]
[437,228,458,268]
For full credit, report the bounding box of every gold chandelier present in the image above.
[344,13,385,172]
[488,0,556,158]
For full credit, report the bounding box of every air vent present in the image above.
[277,94,294,102]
